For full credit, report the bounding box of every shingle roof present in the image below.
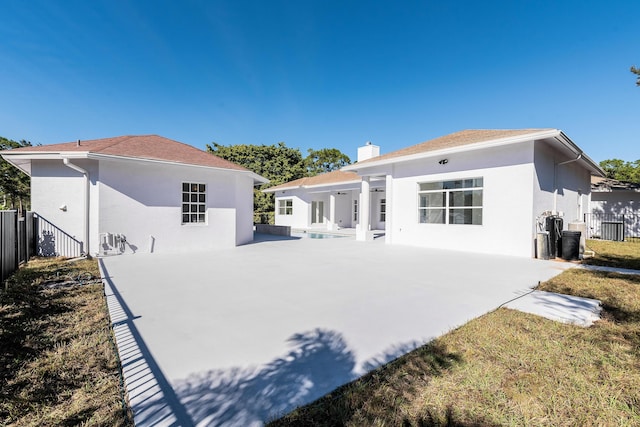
[591,176,640,191]
[265,170,361,192]
[3,135,249,172]
[351,129,556,166]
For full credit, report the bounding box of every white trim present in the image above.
[344,130,561,172]
[1,151,268,184]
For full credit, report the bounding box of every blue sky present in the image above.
[1,0,638,163]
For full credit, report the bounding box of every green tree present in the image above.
[0,137,31,212]
[304,148,351,176]
[207,141,306,224]
[599,158,640,183]
[632,65,640,86]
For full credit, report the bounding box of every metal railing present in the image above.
[584,213,640,242]
[35,214,83,257]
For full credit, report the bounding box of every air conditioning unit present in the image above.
[99,233,126,256]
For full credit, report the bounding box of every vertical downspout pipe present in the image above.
[63,158,90,257]
[553,153,582,213]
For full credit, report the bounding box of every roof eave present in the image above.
[87,153,270,184]
[0,151,269,183]
[343,129,563,172]
[263,178,364,193]
[554,132,606,177]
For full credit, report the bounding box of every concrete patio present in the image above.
[101,234,574,427]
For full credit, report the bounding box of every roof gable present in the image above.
[591,176,640,192]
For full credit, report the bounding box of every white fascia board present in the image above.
[87,153,269,184]
[263,186,296,193]
[343,129,562,172]
[0,151,90,175]
[301,179,362,190]
[263,178,363,193]
[554,132,605,177]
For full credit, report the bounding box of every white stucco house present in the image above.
[588,176,640,240]
[1,135,267,256]
[590,176,640,216]
[267,129,605,258]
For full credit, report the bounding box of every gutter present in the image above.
[63,158,90,257]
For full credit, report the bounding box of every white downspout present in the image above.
[63,158,90,257]
[553,153,582,214]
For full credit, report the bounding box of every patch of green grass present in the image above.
[585,239,640,270]
[269,241,640,426]
[0,257,131,427]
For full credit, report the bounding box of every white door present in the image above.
[311,201,324,224]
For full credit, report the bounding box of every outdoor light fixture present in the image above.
[438,158,449,165]
[59,204,67,212]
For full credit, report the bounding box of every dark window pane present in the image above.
[182,194,189,202]
[199,184,205,192]
[198,204,205,213]
[198,214,205,222]
[183,214,189,223]
[191,214,197,222]
[183,183,189,192]
[199,194,205,203]
[182,204,189,213]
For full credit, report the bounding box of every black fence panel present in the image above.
[1,211,19,284]
[1,211,39,285]
[26,211,36,259]
[584,213,640,242]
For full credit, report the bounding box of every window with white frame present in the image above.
[380,198,386,222]
[353,199,358,222]
[278,199,293,215]
[182,182,206,224]
[418,178,483,225]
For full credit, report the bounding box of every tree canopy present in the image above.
[207,141,306,223]
[599,158,640,183]
[632,65,640,86]
[304,148,351,176]
[207,141,351,223]
[0,137,31,211]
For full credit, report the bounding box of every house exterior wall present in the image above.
[30,159,99,256]
[234,174,255,245]
[386,142,536,257]
[98,160,250,254]
[274,187,362,230]
[273,190,313,229]
[533,142,592,225]
[591,191,640,215]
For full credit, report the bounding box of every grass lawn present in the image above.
[0,257,131,426]
[268,240,640,426]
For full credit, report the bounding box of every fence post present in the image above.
[13,210,19,273]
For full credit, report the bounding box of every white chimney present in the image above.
[357,141,380,162]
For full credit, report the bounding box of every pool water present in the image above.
[292,232,346,239]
